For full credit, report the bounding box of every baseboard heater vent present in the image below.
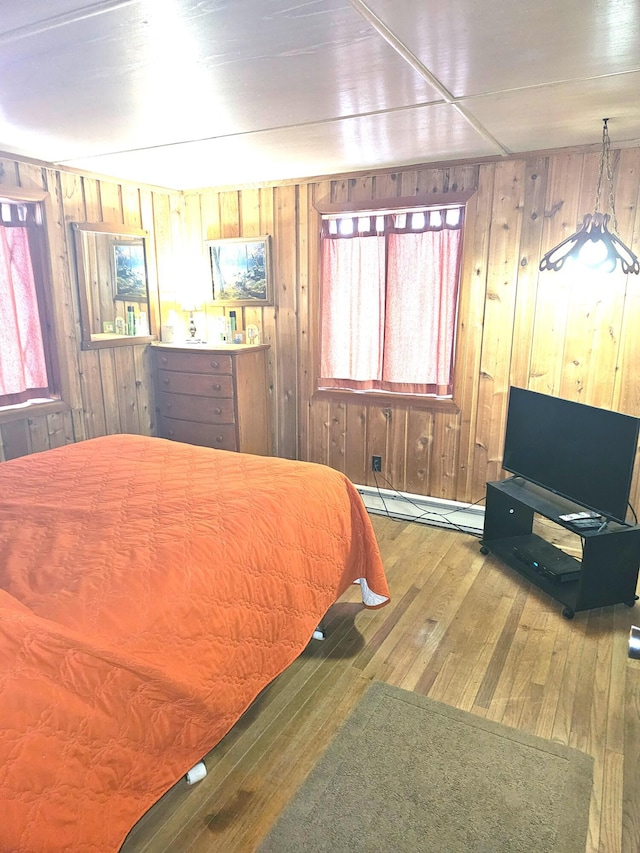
[357,485,484,536]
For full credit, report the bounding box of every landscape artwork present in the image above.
[209,236,272,305]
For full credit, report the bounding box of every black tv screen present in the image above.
[502,387,640,524]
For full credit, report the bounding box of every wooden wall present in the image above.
[183,144,640,509]
[0,156,183,460]
[3,144,640,515]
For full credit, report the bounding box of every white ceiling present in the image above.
[1,0,639,191]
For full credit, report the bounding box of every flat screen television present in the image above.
[502,387,640,524]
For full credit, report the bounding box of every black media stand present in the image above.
[480,478,640,619]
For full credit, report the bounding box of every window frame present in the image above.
[313,190,476,412]
[0,187,69,421]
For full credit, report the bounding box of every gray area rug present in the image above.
[258,681,593,853]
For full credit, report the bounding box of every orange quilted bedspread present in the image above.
[0,435,389,853]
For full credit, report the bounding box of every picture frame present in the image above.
[207,235,272,305]
[113,240,148,301]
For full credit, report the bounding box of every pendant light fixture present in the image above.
[539,119,640,275]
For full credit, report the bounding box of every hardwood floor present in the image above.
[121,514,640,852]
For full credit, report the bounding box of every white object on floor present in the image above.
[356,577,389,607]
[185,761,207,785]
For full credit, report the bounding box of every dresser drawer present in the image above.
[157,416,237,450]
[152,344,270,456]
[156,369,234,398]
[154,350,233,375]
[156,391,235,424]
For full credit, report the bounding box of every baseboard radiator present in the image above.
[357,485,485,536]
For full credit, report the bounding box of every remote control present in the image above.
[570,517,605,530]
[559,511,600,521]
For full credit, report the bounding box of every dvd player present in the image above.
[512,544,581,583]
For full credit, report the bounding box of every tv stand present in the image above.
[480,478,640,618]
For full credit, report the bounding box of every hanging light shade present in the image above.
[539,119,640,275]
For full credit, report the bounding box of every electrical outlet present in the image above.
[372,455,382,472]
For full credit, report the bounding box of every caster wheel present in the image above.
[562,607,575,620]
[480,546,489,555]
[626,600,636,608]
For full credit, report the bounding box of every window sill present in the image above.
[313,388,460,412]
[0,398,70,425]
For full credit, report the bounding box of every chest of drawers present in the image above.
[151,343,270,455]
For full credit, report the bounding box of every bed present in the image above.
[0,434,389,853]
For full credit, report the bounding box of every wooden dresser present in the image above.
[150,343,270,456]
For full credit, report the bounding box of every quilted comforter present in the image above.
[0,434,389,853]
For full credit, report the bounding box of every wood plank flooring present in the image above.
[120,514,640,853]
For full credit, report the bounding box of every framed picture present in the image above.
[113,240,148,301]
[208,236,272,305]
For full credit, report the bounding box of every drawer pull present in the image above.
[161,356,168,364]
[214,407,222,415]
[211,360,220,368]
[162,377,170,384]
[215,435,224,443]
[168,429,175,436]
[213,383,221,391]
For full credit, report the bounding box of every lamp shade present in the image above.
[539,213,640,275]
[539,119,640,276]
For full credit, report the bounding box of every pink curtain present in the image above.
[382,228,462,395]
[320,234,386,388]
[319,213,462,396]
[0,226,49,406]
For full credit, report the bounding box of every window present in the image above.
[319,203,464,399]
[0,197,59,409]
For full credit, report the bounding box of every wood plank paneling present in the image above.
[0,158,20,187]
[99,181,124,224]
[304,181,331,464]
[260,189,277,455]
[530,153,584,397]
[179,143,640,511]
[324,179,349,475]
[122,185,142,228]
[296,183,312,462]
[612,148,640,419]
[472,160,526,489]
[454,167,494,501]
[0,420,31,460]
[2,162,183,459]
[509,157,548,388]
[342,177,375,483]
[9,140,640,502]
[240,188,261,236]
[273,185,298,459]
[45,168,85,430]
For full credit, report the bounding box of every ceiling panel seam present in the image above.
[347,0,511,158]
[0,0,136,45]
[55,100,459,163]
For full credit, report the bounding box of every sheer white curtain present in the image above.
[0,225,49,406]
[320,234,385,386]
[319,209,463,396]
[382,227,462,395]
